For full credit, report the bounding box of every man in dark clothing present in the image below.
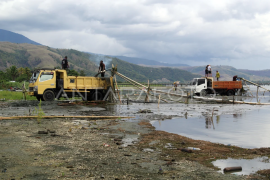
[62,56,69,70]
[233,75,238,81]
[99,60,105,77]
[205,65,208,77]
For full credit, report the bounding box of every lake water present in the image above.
[213,157,270,175]
[152,106,270,148]
[117,85,270,175]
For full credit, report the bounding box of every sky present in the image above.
[1,0,270,70]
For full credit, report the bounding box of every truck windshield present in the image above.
[29,71,40,83]
[39,72,54,82]
[198,79,205,85]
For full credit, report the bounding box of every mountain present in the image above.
[178,65,270,81]
[109,58,198,83]
[0,42,98,75]
[0,42,199,82]
[113,55,189,67]
[0,29,41,45]
[1,29,269,82]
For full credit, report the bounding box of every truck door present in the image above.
[196,78,206,93]
[37,72,56,95]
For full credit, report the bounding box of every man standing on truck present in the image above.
[62,56,69,70]
[99,60,106,77]
[207,65,212,77]
[215,71,220,81]
[205,65,208,77]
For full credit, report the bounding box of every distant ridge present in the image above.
[0,29,41,45]
[113,55,189,67]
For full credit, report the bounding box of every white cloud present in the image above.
[1,0,270,69]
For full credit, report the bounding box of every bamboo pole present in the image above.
[158,94,161,108]
[145,79,150,102]
[116,72,187,98]
[114,75,121,104]
[0,116,134,120]
[117,74,168,103]
[240,77,270,92]
[193,96,270,105]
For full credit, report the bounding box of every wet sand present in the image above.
[0,100,268,179]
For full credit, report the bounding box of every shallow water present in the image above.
[213,157,270,175]
[152,106,270,148]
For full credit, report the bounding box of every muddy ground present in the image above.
[0,99,269,180]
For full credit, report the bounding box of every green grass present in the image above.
[0,91,36,100]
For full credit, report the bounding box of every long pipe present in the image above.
[118,73,168,102]
[116,72,186,97]
[240,77,270,92]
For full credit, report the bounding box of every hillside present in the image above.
[0,29,41,45]
[110,58,199,83]
[0,42,98,75]
[178,65,270,81]
[0,42,199,82]
[113,55,189,67]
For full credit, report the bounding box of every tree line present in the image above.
[0,65,86,82]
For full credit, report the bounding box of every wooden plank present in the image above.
[0,116,134,120]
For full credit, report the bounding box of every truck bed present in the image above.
[66,76,111,90]
[212,81,242,89]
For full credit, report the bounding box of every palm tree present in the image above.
[18,67,24,75]
[24,67,32,80]
[6,66,19,81]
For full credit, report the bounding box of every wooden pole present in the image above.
[114,75,121,104]
[0,115,134,121]
[116,72,187,98]
[158,94,161,108]
[145,80,150,103]
[257,86,259,102]
[117,74,168,103]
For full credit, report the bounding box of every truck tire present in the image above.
[91,91,103,101]
[227,90,235,96]
[200,89,207,96]
[36,95,44,101]
[43,90,55,101]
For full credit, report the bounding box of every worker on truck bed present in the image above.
[205,65,208,77]
[207,65,212,77]
[233,75,238,81]
[62,56,69,70]
[99,60,106,77]
[215,71,220,81]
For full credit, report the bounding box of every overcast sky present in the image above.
[1,0,270,70]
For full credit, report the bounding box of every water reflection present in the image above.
[205,117,215,129]
[152,108,270,148]
[233,114,242,119]
[213,157,270,175]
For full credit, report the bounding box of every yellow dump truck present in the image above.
[28,69,114,101]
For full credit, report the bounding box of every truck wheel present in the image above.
[36,95,44,101]
[43,90,55,101]
[227,90,235,96]
[91,91,103,101]
[200,89,207,96]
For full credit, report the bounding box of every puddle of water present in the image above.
[213,157,270,175]
[152,107,270,148]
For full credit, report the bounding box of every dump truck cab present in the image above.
[28,69,114,101]
[192,77,242,96]
[192,77,213,95]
